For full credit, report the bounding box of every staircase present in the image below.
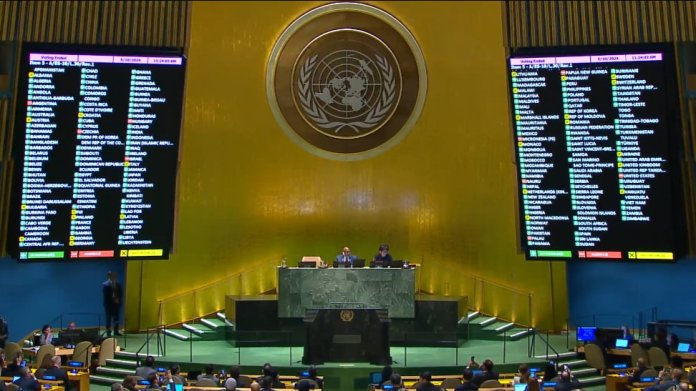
[162,312,232,342]
[466,311,534,341]
[533,351,605,387]
[90,350,148,386]
[90,312,233,387]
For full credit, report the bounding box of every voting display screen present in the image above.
[509,45,684,261]
[8,44,185,261]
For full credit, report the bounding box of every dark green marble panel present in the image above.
[278,267,416,318]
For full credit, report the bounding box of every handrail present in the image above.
[471,275,531,296]
[158,260,275,303]
[528,328,561,362]
[135,324,166,362]
[156,260,278,327]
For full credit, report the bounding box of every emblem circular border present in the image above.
[267,2,427,161]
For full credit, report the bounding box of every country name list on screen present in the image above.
[509,49,682,261]
[11,47,185,261]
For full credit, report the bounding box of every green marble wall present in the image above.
[278,268,415,318]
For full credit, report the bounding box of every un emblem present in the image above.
[267,3,427,160]
[340,309,355,322]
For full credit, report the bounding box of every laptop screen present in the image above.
[677,343,690,353]
[615,338,629,348]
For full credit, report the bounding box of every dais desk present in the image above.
[278,267,416,318]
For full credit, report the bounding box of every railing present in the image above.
[571,306,658,339]
[417,261,533,328]
[156,260,279,327]
[135,324,166,363]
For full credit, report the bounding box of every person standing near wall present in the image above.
[0,316,8,348]
[102,271,123,337]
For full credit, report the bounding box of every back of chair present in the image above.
[631,343,650,367]
[72,340,93,368]
[97,337,116,366]
[34,344,56,368]
[480,379,502,388]
[648,346,669,369]
[4,342,22,362]
[5,383,20,391]
[584,343,607,372]
[641,368,659,378]
[441,378,462,389]
[196,378,219,387]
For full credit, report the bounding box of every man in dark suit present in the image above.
[416,372,441,391]
[553,370,581,391]
[472,359,499,388]
[102,271,123,337]
[0,316,8,348]
[13,367,40,391]
[455,368,478,391]
[43,355,70,390]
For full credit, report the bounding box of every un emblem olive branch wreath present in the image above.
[298,54,396,133]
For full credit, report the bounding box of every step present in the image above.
[163,328,202,341]
[105,358,138,368]
[556,359,585,368]
[182,323,215,335]
[578,376,605,386]
[470,316,497,326]
[115,351,162,359]
[508,328,534,340]
[534,351,578,360]
[482,321,514,332]
[571,367,598,377]
[96,366,135,376]
[200,317,228,329]
[90,374,124,385]
[217,312,235,327]
[467,311,480,321]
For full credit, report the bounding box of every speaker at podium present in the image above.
[302,307,390,365]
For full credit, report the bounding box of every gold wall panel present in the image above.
[0,0,188,46]
[504,0,696,47]
[126,1,568,331]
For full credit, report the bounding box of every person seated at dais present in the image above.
[335,246,357,267]
[371,244,392,268]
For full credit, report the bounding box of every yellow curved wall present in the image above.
[125,1,568,331]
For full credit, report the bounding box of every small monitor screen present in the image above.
[640,377,656,383]
[383,386,395,391]
[613,363,628,369]
[299,371,310,378]
[369,372,382,384]
[577,327,597,341]
[543,382,557,388]
[43,375,57,380]
[472,370,483,376]
[677,342,690,352]
[68,361,84,367]
[615,338,629,348]
[514,384,527,391]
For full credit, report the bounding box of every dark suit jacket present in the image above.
[471,371,499,388]
[416,381,442,391]
[44,366,70,389]
[455,382,479,391]
[14,377,41,391]
[103,280,123,309]
[553,378,581,391]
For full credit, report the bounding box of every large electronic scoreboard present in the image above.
[508,44,685,261]
[7,44,186,261]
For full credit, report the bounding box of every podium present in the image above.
[302,308,390,365]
